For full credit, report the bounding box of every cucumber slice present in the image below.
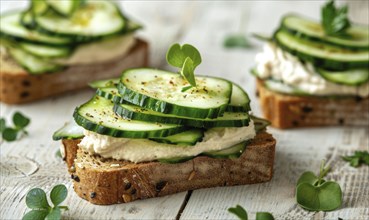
[0,12,73,45]
[274,30,369,70]
[74,96,186,138]
[150,129,204,146]
[264,80,309,96]
[7,46,65,74]
[118,69,232,119]
[203,142,247,159]
[89,78,119,89]
[97,87,250,128]
[96,87,124,103]
[113,101,250,128]
[19,42,72,58]
[251,115,271,133]
[281,14,369,50]
[46,0,81,16]
[93,78,250,112]
[316,68,369,86]
[227,83,251,112]
[35,1,126,39]
[52,121,84,140]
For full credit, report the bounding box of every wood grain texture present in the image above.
[1,1,368,220]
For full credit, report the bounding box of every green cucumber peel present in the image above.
[166,43,202,88]
[296,160,342,211]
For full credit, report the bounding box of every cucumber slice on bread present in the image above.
[113,102,250,128]
[227,83,251,112]
[96,87,250,128]
[7,46,65,74]
[53,122,84,140]
[19,42,72,58]
[150,129,204,146]
[74,96,186,138]
[316,68,369,86]
[0,12,73,45]
[117,69,232,119]
[274,30,369,70]
[281,14,369,50]
[34,1,126,40]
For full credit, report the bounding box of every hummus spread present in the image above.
[78,121,256,163]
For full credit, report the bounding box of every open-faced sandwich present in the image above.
[252,1,369,128]
[53,43,276,205]
[0,0,148,104]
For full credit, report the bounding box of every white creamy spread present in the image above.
[78,121,256,163]
[0,34,135,68]
[54,34,135,65]
[255,43,369,97]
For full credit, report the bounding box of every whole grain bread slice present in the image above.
[256,79,369,129]
[61,131,276,205]
[0,39,148,104]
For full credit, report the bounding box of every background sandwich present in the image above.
[252,1,369,128]
[0,0,148,104]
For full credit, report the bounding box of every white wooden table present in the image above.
[1,1,368,219]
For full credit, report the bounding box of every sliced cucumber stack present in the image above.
[66,68,266,163]
[113,102,250,128]
[98,86,250,128]
[117,69,232,119]
[275,30,369,70]
[74,96,186,138]
[35,1,126,40]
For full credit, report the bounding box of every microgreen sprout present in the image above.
[0,111,30,142]
[342,151,369,167]
[23,184,68,220]
[166,43,202,89]
[228,205,274,220]
[296,160,342,211]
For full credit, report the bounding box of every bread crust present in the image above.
[61,132,276,205]
[256,79,369,129]
[0,39,148,104]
